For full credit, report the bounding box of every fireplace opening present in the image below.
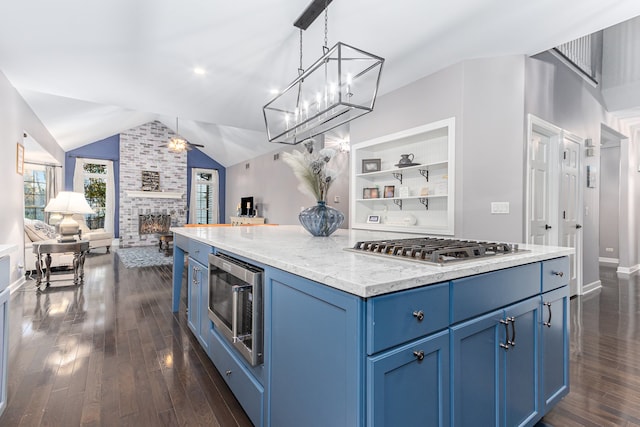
[138,214,171,235]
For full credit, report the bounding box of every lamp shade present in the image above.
[45,191,94,214]
[263,42,384,144]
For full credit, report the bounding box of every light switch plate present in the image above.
[491,202,510,214]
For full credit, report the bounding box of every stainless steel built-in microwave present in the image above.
[208,253,264,366]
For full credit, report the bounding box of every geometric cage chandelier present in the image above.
[263,0,384,144]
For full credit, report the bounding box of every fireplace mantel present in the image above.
[126,190,183,199]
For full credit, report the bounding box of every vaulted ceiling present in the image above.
[2,0,640,166]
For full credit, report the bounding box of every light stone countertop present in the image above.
[171,225,573,298]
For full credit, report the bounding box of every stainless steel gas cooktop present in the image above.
[346,237,525,266]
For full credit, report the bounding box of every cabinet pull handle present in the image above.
[508,316,516,347]
[552,271,564,278]
[225,370,232,376]
[499,318,510,350]
[412,310,425,322]
[544,302,552,327]
[413,350,425,361]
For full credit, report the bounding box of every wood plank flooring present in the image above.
[2,253,640,426]
[2,250,252,427]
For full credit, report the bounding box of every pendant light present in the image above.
[263,0,384,144]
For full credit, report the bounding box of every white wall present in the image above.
[0,70,65,286]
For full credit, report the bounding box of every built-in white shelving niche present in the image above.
[350,117,455,235]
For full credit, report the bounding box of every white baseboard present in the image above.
[582,280,602,295]
[599,257,619,264]
[617,264,640,275]
[8,276,26,294]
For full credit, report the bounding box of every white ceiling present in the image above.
[2,0,640,166]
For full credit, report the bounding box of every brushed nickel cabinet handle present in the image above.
[412,310,425,322]
[413,350,425,361]
[544,302,552,327]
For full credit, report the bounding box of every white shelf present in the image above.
[355,161,448,178]
[350,117,456,235]
[355,195,447,202]
[126,191,183,199]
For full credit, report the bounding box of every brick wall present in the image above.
[119,121,187,247]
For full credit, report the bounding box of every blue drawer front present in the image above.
[451,263,540,324]
[209,328,264,426]
[366,282,449,355]
[541,257,569,292]
[174,233,189,251]
[189,239,213,265]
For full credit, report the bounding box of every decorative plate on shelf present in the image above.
[394,162,421,168]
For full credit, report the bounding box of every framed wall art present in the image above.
[141,170,160,191]
[362,159,381,173]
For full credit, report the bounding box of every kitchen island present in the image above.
[171,225,572,427]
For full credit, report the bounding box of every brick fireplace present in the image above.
[119,121,187,247]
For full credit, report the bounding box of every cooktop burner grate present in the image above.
[347,237,523,265]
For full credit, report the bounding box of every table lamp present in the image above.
[44,191,95,242]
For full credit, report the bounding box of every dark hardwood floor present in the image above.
[2,253,640,426]
[1,250,252,427]
[540,264,640,427]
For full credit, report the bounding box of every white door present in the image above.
[526,115,583,296]
[559,137,583,296]
[528,131,555,245]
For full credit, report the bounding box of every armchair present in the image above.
[73,215,113,253]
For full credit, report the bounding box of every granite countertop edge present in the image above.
[171,226,573,298]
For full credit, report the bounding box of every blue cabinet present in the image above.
[451,296,540,427]
[268,269,363,427]
[187,257,210,353]
[367,329,449,427]
[0,287,8,416]
[540,286,570,411]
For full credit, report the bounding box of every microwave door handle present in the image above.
[232,286,239,343]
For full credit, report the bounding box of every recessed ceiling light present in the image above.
[269,88,280,94]
[194,67,206,75]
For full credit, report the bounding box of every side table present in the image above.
[32,239,90,288]
[158,233,173,256]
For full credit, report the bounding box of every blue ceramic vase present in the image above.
[298,201,344,237]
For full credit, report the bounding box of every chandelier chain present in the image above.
[299,28,303,73]
[324,0,328,48]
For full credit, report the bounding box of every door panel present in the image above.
[560,138,582,295]
[528,132,552,245]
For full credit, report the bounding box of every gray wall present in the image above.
[351,56,527,242]
[599,144,620,259]
[525,51,624,287]
[225,141,350,226]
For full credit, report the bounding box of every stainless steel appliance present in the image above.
[208,253,264,366]
[347,237,524,266]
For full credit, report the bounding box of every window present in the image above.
[82,163,107,229]
[24,167,46,220]
[190,168,219,224]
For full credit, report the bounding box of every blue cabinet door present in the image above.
[451,308,504,427]
[187,258,199,335]
[504,297,541,427]
[367,330,449,427]
[187,258,209,353]
[452,297,541,427]
[268,270,363,427]
[540,286,570,412]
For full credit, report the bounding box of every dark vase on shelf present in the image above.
[298,201,344,237]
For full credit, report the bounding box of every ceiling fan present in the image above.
[166,118,204,153]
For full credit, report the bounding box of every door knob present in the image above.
[545,224,552,230]
[576,224,583,229]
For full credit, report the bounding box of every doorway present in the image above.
[526,115,584,296]
[599,124,632,275]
